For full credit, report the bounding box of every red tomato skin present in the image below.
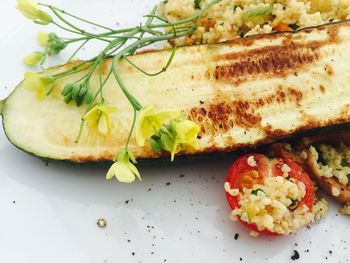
[225,152,315,236]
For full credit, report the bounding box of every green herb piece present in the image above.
[251,189,265,195]
[341,159,349,167]
[194,0,202,9]
[243,5,273,18]
[290,199,299,208]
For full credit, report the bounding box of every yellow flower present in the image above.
[106,150,141,183]
[23,51,44,66]
[136,105,181,147]
[16,0,52,25]
[83,104,118,135]
[22,71,53,100]
[37,31,49,46]
[174,120,200,145]
[170,120,200,161]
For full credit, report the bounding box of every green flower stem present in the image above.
[123,46,176,77]
[52,64,92,81]
[38,3,114,32]
[52,61,92,78]
[67,39,89,62]
[51,20,82,35]
[49,7,111,43]
[112,62,142,111]
[125,108,137,149]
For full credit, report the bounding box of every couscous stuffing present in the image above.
[227,175,327,235]
[159,0,350,44]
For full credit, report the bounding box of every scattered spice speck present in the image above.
[166,182,171,186]
[291,250,300,260]
[234,233,240,240]
[97,218,107,228]
[125,200,129,204]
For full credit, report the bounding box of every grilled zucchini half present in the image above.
[1,21,350,163]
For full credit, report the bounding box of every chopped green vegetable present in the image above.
[251,189,265,195]
[243,5,273,18]
[290,199,299,208]
[194,0,202,9]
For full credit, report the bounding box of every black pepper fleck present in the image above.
[291,250,300,260]
[131,252,135,256]
[165,182,171,186]
[125,200,129,204]
[234,233,240,240]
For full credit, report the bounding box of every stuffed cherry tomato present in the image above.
[225,153,315,236]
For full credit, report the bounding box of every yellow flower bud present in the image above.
[37,31,49,46]
[16,0,52,25]
[22,71,53,100]
[23,51,44,66]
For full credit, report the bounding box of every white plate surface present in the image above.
[0,1,349,262]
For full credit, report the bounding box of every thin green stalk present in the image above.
[50,7,111,42]
[67,39,89,62]
[39,3,114,31]
[75,119,85,143]
[125,108,137,149]
[52,21,82,35]
[123,46,176,77]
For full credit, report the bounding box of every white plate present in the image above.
[0,1,349,262]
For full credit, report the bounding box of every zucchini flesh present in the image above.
[2,21,350,162]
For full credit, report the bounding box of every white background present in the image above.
[0,1,349,262]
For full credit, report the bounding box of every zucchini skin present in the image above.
[2,20,350,163]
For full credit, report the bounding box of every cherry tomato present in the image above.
[225,152,315,235]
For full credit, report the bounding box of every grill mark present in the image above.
[189,86,304,134]
[214,43,321,84]
[189,101,262,134]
